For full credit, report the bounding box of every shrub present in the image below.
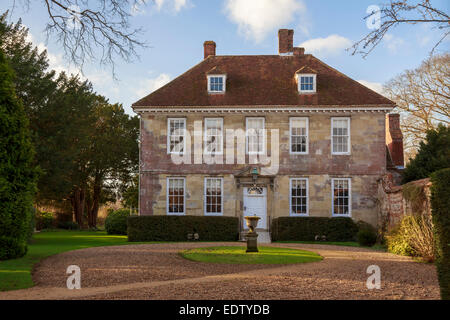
[57,221,80,230]
[271,217,359,242]
[431,168,450,300]
[0,236,27,260]
[357,229,377,247]
[0,50,39,260]
[385,214,435,261]
[105,209,130,235]
[128,216,239,242]
[35,211,55,230]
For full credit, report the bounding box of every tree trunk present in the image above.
[88,184,101,228]
[72,187,86,228]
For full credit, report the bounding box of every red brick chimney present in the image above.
[386,114,404,168]
[278,29,294,55]
[204,41,216,59]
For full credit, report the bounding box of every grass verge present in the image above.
[274,241,386,251]
[180,246,323,264]
[0,230,154,292]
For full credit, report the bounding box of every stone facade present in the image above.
[139,112,387,227]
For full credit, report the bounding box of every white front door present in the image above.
[243,187,267,230]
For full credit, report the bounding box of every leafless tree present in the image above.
[9,0,150,75]
[350,0,449,58]
[383,53,449,158]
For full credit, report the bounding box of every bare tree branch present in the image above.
[384,53,450,158]
[350,0,449,58]
[13,0,150,77]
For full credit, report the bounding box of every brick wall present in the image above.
[377,173,431,230]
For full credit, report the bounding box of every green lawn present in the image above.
[180,246,323,264]
[0,230,153,292]
[274,241,386,251]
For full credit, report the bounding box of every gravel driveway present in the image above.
[0,242,440,300]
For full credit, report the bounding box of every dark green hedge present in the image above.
[128,216,239,242]
[105,209,130,235]
[431,168,450,300]
[271,217,359,242]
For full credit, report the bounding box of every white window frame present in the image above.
[204,118,223,155]
[289,117,309,155]
[331,117,351,155]
[166,177,186,215]
[297,73,316,94]
[246,117,265,155]
[207,75,226,93]
[167,118,186,155]
[331,178,352,217]
[204,177,224,216]
[289,178,309,216]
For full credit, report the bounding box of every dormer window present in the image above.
[296,73,316,94]
[207,75,226,93]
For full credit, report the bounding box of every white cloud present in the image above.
[154,0,189,12]
[299,34,352,58]
[134,73,172,98]
[383,34,404,54]
[26,30,82,76]
[224,0,306,42]
[357,80,384,94]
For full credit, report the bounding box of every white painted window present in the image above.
[290,117,309,154]
[290,178,309,216]
[204,118,223,155]
[246,117,265,155]
[332,178,351,217]
[167,178,185,215]
[331,117,350,154]
[204,177,223,215]
[297,74,316,93]
[167,118,186,154]
[207,75,226,93]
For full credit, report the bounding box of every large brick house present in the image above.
[132,29,404,234]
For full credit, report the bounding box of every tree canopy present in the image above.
[0,14,139,228]
[402,124,450,183]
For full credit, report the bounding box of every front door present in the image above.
[243,186,267,230]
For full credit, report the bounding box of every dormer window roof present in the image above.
[207,74,226,94]
[295,68,317,94]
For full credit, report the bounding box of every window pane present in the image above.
[247,118,264,153]
[290,179,308,215]
[332,119,349,153]
[333,179,350,215]
[290,118,308,153]
[205,178,222,214]
[168,178,184,214]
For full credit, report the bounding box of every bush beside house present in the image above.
[105,209,130,235]
[431,168,450,300]
[271,217,359,242]
[127,216,239,242]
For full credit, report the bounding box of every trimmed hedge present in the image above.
[127,216,239,242]
[431,168,450,300]
[105,209,130,235]
[0,236,27,260]
[271,217,359,242]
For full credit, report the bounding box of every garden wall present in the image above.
[377,173,431,230]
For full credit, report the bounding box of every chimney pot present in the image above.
[293,47,305,56]
[204,41,216,59]
[278,29,294,55]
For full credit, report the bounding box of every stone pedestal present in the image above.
[245,232,259,253]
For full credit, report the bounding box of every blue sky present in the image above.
[1,0,449,115]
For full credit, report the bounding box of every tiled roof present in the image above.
[132,54,394,108]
